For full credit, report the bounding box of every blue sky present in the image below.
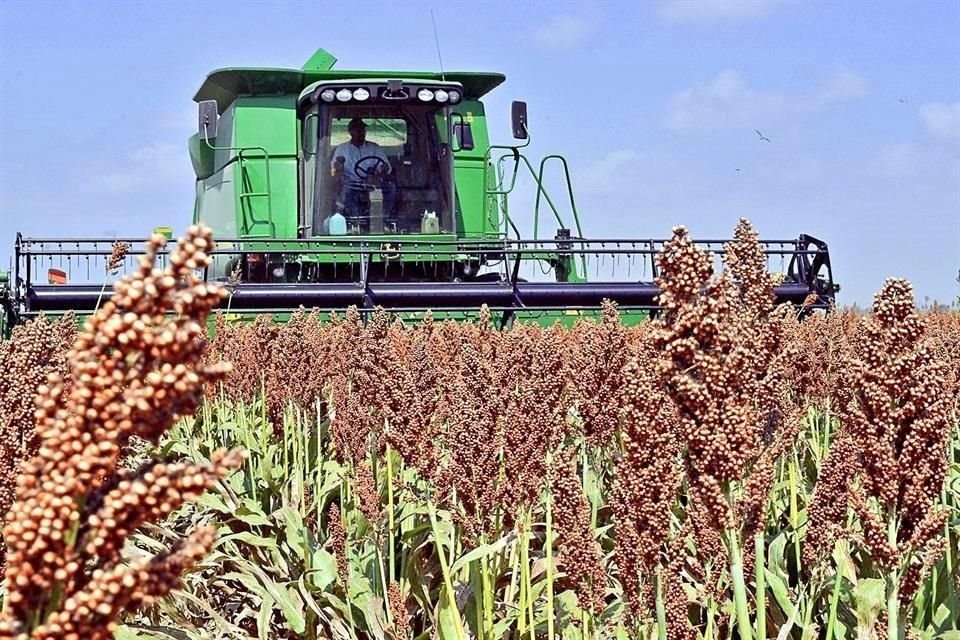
[1,0,958,306]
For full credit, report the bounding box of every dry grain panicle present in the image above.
[804,430,861,567]
[208,313,277,404]
[0,314,76,570]
[387,581,410,637]
[263,308,333,423]
[653,227,755,528]
[566,301,629,446]
[327,502,349,589]
[551,448,607,615]
[498,322,570,524]
[0,226,243,639]
[434,308,511,541]
[612,345,682,618]
[381,313,444,483]
[808,279,955,577]
[652,222,805,537]
[663,521,696,640]
[106,241,130,272]
[844,280,952,539]
[328,307,393,465]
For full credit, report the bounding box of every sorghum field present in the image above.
[0,223,957,640]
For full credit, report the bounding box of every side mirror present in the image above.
[302,112,319,156]
[198,100,219,140]
[452,114,475,151]
[511,101,528,140]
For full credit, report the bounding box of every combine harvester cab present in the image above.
[1,48,838,333]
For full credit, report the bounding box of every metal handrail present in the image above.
[533,155,583,240]
[202,125,276,237]
[533,154,587,279]
[236,148,275,236]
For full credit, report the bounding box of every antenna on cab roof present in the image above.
[430,9,446,81]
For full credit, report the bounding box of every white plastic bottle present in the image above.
[329,211,347,235]
[421,210,440,234]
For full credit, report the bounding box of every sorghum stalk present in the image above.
[504,537,520,626]
[545,450,556,640]
[825,548,845,640]
[481,550,494,637]
[386,443,396,585]
[93,240,130,313]
[886,507,900,640]
[945,487,958,632]
[654,568,667,640]
[727,529,754,640]
[520,510,536,640]
[428,500,466,640]
[789,452,801,572]
[472,557,485,640]
[755,531,766,640]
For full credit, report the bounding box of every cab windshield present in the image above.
[304,104,454,236]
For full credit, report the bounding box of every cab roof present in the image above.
[193,48,505,112]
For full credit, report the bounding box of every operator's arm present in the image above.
[372,143,392,175]
[331,143,347,172]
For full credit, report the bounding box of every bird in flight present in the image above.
[899,98,909,103]
[755,129,772,142]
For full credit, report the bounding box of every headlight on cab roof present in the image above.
[320,89,336,102]
[336,88,352,102]
[352,88,370,101]
[417,88,435,102]
[448,90,461,104]
[434,89,449,103]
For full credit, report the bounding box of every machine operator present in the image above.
[331,117,397,224]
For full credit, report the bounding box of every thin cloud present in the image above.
[86,142,188,195]
[877,143,924,179]
[578,149,640,193]
[158,105,200,134]
[664,68,869,132]
[657,0,797,25]
[918,101,960,142]
[876,142,960,181]
[531,15,600,50]
[816,69,870,104]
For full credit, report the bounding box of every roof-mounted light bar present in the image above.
[308,80,463,107]
[320,88,374,103]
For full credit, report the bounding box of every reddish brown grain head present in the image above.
[551,449,606,615]
[1,225,242,638]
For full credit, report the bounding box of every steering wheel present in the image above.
[353,156,388,180]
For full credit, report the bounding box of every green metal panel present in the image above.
[302,48,337,71]
[230,97,298,239]
[233,97,298,156]
[451,100,498,238]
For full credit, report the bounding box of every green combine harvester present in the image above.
[0,48,837,335]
